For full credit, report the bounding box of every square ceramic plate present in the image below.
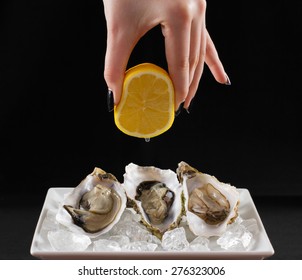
[30,188,274,259]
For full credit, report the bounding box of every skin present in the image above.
[102,0,229,110]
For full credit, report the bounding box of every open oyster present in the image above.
[123,163,184,239]
[177,161,239,237]
[56,167,127,237]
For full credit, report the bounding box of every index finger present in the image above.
[104,29,136,105]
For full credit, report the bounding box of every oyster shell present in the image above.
[123,163,184,239]
[56,167,127,237]
[177,161,239,237]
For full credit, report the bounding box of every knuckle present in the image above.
[190,54,200,70]
[171,0,207,24]
[104,67,118,85]
[195,0,207,13]
[171,2,192,23]
[175,58,190,72]
[200,47,206,60]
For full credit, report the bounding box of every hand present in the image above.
[103,0,230,111]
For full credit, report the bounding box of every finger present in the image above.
[205,30,229,84]
[104,28,136,105]
[162,20,191,110]
[188,16,203,86]
[184,20,207,109]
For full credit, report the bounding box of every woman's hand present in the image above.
[103,0,230,111]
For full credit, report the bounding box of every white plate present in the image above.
[30,188,274,259]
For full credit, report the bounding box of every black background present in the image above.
[1,1,302,259]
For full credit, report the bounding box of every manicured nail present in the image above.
[107,89,114,112]
[184,97,195,114]
[225,74,231,85]
[175,102,184,117]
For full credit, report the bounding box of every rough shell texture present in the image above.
[177,161,239,237]
[56,167,127,238]
[123,163,184,238]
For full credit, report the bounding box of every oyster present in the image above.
[56,167,127,237]
[123,163,184,239]
[177,161,239,237]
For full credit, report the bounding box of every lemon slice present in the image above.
[114,63,175,138]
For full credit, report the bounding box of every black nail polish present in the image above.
[175,102,184,117]
[225,74,231,85]
[184,97,195,114]
[107,89,114,112]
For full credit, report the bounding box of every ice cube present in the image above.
[122,241,157,252]
[188,235,210,251]
[109,235,130,246]
[93,239,121,252]
[241,218,259,236]
[217,223,253,250]
[41,209,59,231]
[162,227,189,251]
[110,220,152,242]
[120,209,135,223]
[47,229,91,251]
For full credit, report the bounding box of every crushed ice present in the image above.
[39,208,259,252]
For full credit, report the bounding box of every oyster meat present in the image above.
[188,183,230,225]
[123,163,184,238]
[56,167,127,237]
[135,180,174,225]
[177,161,239,237]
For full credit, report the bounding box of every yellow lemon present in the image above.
[114,63,175,138]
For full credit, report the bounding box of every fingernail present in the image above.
[107,89,114,112]
[225,74,231,85]
[175,102,184,117]
[184,97,195,114]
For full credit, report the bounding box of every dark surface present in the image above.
[0,193,301,260]
[1,2,301,196]
[1,0,301,260]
